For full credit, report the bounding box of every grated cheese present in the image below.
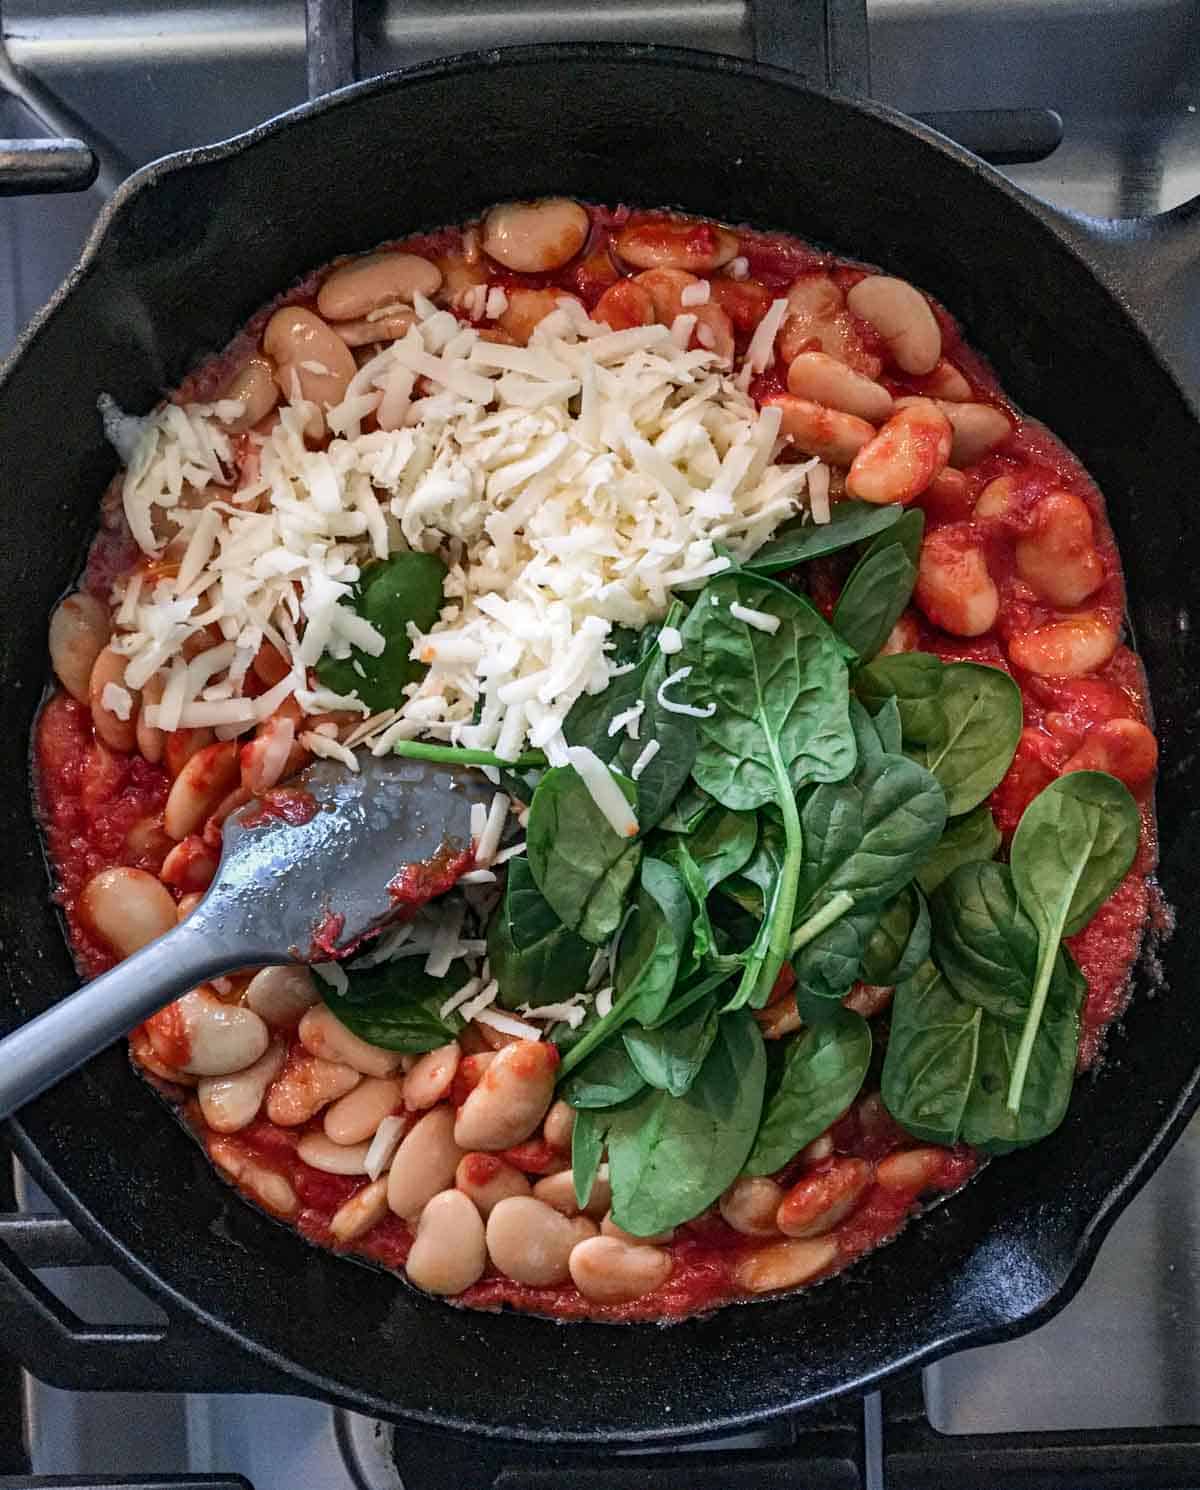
[566,746,639,838]
[630,738,660,780]
[729,601,781,635]
[364,1116,406,1180]
[657,626,683,655]
[474,1007,542,1040]
[657,665,716,719]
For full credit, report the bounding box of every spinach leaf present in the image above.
[616,644,698,831]
[872,696,903,755]
[660,838,714,977]
[487,857,593,1009]
[322,958,468,1053]
[614,857,694,1026]
[849,695,886,768]
[316,551,446,710]
[832,541,918,664]
[562,624,660,760]
[527,766,642,944]
[876,507,925,569]
[1006,770,1140,1113]
[793,910,881,1011]
[743,500,905,572]
[572,1108,607,1210]
[861,884,930,986]
[743,1007,872,1175]
[624,996,720,1097]
[918,662,1023,815]
[856,651,946,746]
[607,1009,766,1235]
[688,807,759,891]
[561,1035,646,1109]
[881,961,982,1146]
[916,804,1002,895]
[658,782,713,835]
[931,861,1038,1025]
[679,571,857,1008]
[962,950,1085,1152]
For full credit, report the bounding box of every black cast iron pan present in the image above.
[0,45,1198,1446]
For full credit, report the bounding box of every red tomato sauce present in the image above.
[32,204,1159,1323]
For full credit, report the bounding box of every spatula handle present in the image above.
[0,918,241,1119]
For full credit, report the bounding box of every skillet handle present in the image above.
[1047,193,1200,397]
[0,1207,300,1395]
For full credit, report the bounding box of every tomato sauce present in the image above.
[32,203,1160,1324]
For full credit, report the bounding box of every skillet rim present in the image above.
[2,41,1196,1444]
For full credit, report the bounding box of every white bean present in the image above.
[330,1177,390,1243]
[297,1131,371,1175]
[486,1196,583,1286]
[939,400,1013,466]
[403,1043,461,1111]
[568,1235,672,1305]
[197,1037,286,1132]
[786,352,893,422]
[163,740,239,841]
[219,355,279,431]
[482,198,590,273]
[88,645,137,752]
[730,1237,838,1294]
[299,1003,403,1078]
[846,274,941,374]
[615,215,738,273]
[387,1106,464,1221]
[177,989,269,1077]
[455,1152,532,1218]
[533,1167,612,1221]
[452,1041,558,1151]
[846,399,952,505]
[48,592,111,703]
[719,1177,783,1237]
[265,1051,361,1126]
[405,1189,487,1296]
[542,1099,575,1154]
[762,392,876,467]
[78,867,175,958]
[324,1074,404,1144]
[262,305,356,417]
[317,252,442,321]
[244,965,321,1028]
[776,1157,873,1237]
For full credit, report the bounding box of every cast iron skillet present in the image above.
[1,45,1198,1445]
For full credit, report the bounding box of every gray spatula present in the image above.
[0,753,496,1118]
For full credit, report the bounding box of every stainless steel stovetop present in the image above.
[2,3,1198,1486]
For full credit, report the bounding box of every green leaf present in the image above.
[657,782,713,835]
[562,625,660,760]
[615,857,694,1026]
[931,861,1039,1025]
[316,552,446,710]
[321,958,468,1053]
[881,961,982,1146]
[561,1035,646,1109]
[527,766,642,943]
[743,1007,872,1175]
[687,807,759,891]
[487,857,594,1009]
[607,1010,766,1235]
[615,644,698,831]
[679,572,856,811]
[872,696,903,756]
[856,651,946,746]
[660,838,714,978]
[962,950,1085,1153]
[743,500,906,573]
[848,696,886,769]
[915,804,1002,896]
[624,996,720,1097]
[646,966,737,1030]
[861,884,931,986]
[572,1108,607,1210]
[832,542,918,664]
[874,506,925,569]
[1006,771,1140,1112]
[917,662,1023,816]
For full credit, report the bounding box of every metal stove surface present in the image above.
[2,2,1199,1485]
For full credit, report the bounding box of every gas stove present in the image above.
[2,3,1199,1487]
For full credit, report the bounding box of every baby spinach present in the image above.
[571,1108,607,1210]
[316,551,446,710]
[658,782,713,835]
[861,884,931,987]
[743,500,905,573]
[562,623,660,758]
[744,1007,872,1175]
[679,571,856,1008]
[832,529,919,665]
[917,662,1023,815]
[527,765,641,944]
[931,861,1038,1026]
[878,507,926,569]
[687,807,759,891]
[561,1036,646,1110]
[487,858,594,1009]
[323,957,469,1052]
[881,962,982,1147]
[872,695,903,756]
[607,1009,766,1235]
[624,995,720,1098]
[614,857,694,1026]
[646,967,737,1030]
[856,651,945,746]
[1006,771,1140,1114]
[660,838,714,977]
[916,804,1002,895]
[793,910,880,1011]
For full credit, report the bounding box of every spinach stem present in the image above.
[1005,932,1058,1114]
[392,741,547,769]
[789,891,855,955]
[731,739,803,1009]
[556,989,637,1080]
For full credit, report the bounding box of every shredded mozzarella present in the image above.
[474,793,510,868]
[630,738,661,780]
[474,1007,542,1040]
[657,625,683,655]
[729,601,782,635]
[657,665,716,718]
[566,745,639,838]
[364,1116,406,1181]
